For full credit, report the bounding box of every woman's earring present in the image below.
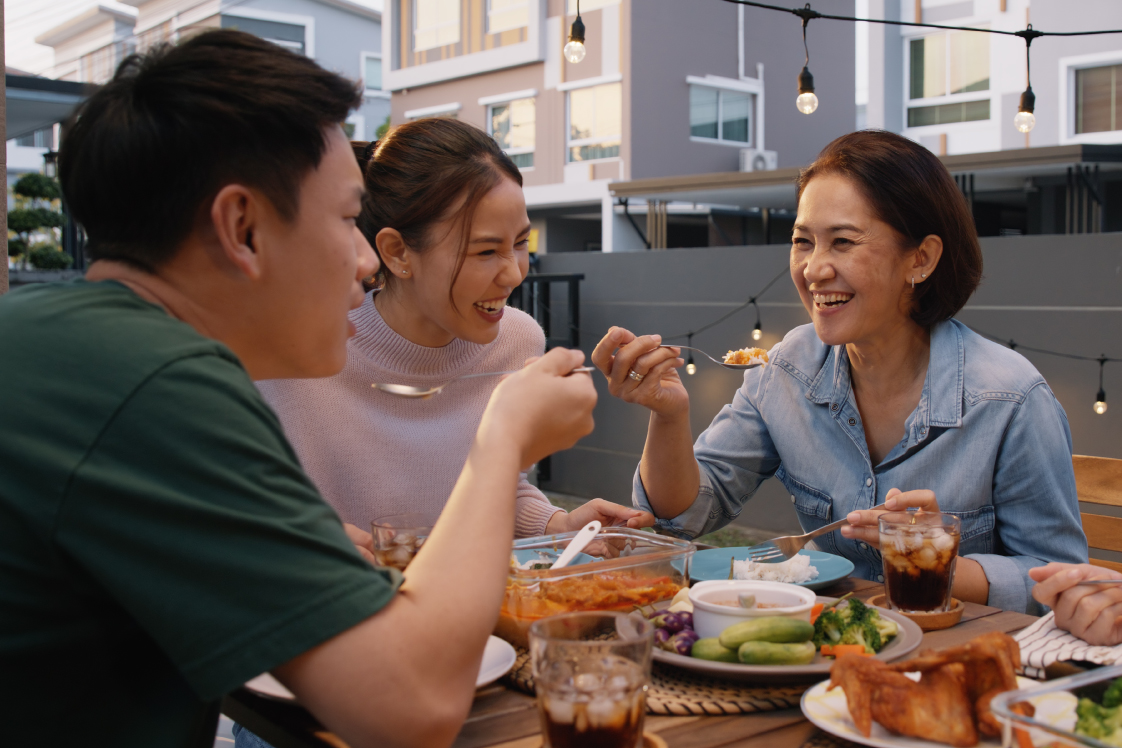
[921,273,927,278]
[911,275,915,289]
[401,269,409,276]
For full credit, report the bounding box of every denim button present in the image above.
[790,494,796,504]
[859,542,868,550]
[865,477,872,486]
[877,574,884,582]
[831,403,839,411]
[848,417,857,426]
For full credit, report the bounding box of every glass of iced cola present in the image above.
[878,511,961,613]
[370,512,438,571]
[529,612,654,748]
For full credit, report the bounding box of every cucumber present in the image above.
[691,638,739,663]
[737,640,817,666]
[718,617,814,649]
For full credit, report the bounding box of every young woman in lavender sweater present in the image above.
[257,118,651,545]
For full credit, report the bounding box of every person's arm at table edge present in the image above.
[272,349,596,748]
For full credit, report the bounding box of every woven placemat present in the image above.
[502,648,809,716]
[800,732,864,748]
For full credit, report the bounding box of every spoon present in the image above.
[659,345,765,371]
[550,520,602,570]
[372,366,595,399]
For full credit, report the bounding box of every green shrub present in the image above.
[375,115,391,140]
[14,173,61,201]
[27,244,73,270]
[8,237,28,260]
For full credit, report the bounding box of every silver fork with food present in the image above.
[744,502,889,562]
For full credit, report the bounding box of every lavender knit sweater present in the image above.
[256,292,562,537]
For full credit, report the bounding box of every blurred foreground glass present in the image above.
[878,511,961,613]
[370,512,438,571]
[530,612,653,748]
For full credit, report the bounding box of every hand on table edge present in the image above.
[1030,562,1122,646]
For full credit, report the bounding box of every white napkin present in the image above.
[1015,611,1122,678]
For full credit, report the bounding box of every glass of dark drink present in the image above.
[529,612,653,748]
[878,511,961,613]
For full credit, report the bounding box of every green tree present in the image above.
[375,115,391,140]
[7,172,67,270]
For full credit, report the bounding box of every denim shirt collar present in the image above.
[805,320,965,448]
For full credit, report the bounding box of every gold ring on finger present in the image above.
[628,370,645,383]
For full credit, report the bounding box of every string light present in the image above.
[795,8,818,114]
[1095,357,1108,415]
[686,334,697,376]
[1014,26,1043,133]
[564,0,586,63]
[721,0,1122,125]
[752,301,763,341]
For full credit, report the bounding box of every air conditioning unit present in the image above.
[739,148,778,173]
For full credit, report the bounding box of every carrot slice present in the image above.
[1010,703,1034,748]
[810,603,825,624]
[820,644,834,656]
[831,645,872,657]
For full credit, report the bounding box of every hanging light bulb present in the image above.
[750,301,763,341]
[794,13,818,115]
[686,355,697,376]
[1015,87,1036,133]
[1013,26,1043,134]
[796,68,818,115]
[1094,357,1108,414]
[564,2,586,63]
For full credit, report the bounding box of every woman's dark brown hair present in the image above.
[796,130,983,328]
[351,118,523,303]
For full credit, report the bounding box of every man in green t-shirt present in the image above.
[0,30,597,748]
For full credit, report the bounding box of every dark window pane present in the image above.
[721,91,751,143]
[690,86,718,139]
[907,98,989,127]
[510,152,534,168]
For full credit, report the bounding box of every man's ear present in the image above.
[210,184,264,280]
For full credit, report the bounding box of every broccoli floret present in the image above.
[872,613,899,643]
[838,620,882,654]
[844,597,872,625]
[813,608,846,648]
[1076,697,1122,745]
[1104,676,1122,709]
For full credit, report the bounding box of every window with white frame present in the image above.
[489,98,535,168]
[906,29,989,127]
[1075,63,1122,134]
[221,14,307,55]
[414,0,460,52]
[689,85,751,145]
[488,0,529,33]
[567,82,621,162]
[362,53,382,94]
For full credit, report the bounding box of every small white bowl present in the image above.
[689,580,817,639]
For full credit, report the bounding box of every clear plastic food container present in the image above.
[991,663,1122,748]
[496,528,694,648]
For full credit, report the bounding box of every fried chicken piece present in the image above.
[890,632,1021,704]
[830,655,980,747]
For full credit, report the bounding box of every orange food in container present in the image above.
[497,528,695,648]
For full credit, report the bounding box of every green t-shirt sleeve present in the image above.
[55,353,400,701]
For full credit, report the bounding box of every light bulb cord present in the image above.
[1099,356,1108,391]
[752,299,761,329]
[801,14,810,68]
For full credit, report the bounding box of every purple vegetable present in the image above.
[649,610,692,633]
[654,628,671,647]
[667,629,700,655]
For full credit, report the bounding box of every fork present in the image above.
[744,502,888,562]
[372,366,595,399]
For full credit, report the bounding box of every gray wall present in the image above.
[538,233,1122,535]
[628,0,856,178]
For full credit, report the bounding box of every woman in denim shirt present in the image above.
[591,131,1087,615]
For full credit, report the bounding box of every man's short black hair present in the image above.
[60,29,362,270]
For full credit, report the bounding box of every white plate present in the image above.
[800,673,1039,748]
[244,635,518,701]
[649,597,923,683]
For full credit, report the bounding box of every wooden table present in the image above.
[222,577,1040,748]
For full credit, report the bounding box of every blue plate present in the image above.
[690,548,855,591]
[511,549,599,569]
